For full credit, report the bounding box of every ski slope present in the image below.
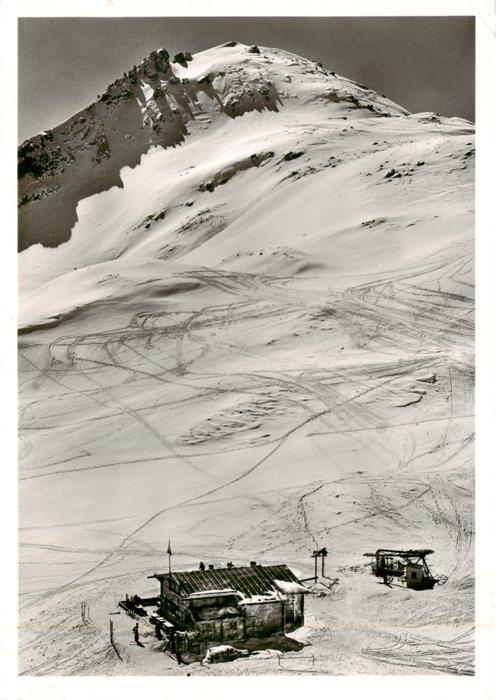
[18,42,474,676]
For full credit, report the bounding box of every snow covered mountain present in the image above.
[18,42,474,676]
[18,42,407,253]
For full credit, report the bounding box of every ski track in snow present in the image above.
[19,264,474,675]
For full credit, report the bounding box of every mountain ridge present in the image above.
[18,42,415,251]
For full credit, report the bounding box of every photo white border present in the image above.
[2,1,494,698]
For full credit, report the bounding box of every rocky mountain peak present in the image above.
[18,42,412,251]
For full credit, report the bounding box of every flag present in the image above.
[167,540,172,556]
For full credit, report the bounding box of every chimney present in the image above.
[208,564,215,570]
[250,561,257,567]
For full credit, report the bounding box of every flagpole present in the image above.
[167,539,172,580]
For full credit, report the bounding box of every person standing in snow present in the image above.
[380,556,388,586]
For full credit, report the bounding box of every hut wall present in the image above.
[284,593,304,628]
[194,617,245,642]
[405,563,425,590]
[159,584,189,626]
[243,600,285,638]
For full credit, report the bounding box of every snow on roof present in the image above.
[153,564,301,597]
[272,579,310,595]
[185,588,242,599]
[238,592,281,605]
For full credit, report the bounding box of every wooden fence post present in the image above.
[109,619,123,662]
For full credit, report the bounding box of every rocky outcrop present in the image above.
[18,43,410,251]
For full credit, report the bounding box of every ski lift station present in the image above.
[363,548,444,589]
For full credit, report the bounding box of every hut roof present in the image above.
[152,564,301,598]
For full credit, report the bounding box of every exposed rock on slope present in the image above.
[18,43,409,251]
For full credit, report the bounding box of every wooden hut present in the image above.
[150,562,308,643]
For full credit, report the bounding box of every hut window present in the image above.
[411,571,417,579]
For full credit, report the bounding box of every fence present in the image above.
[80,601,91,624]
[109,619,123,662]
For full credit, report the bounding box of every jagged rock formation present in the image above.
[19,45,286,250]
[18,42,410,251]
